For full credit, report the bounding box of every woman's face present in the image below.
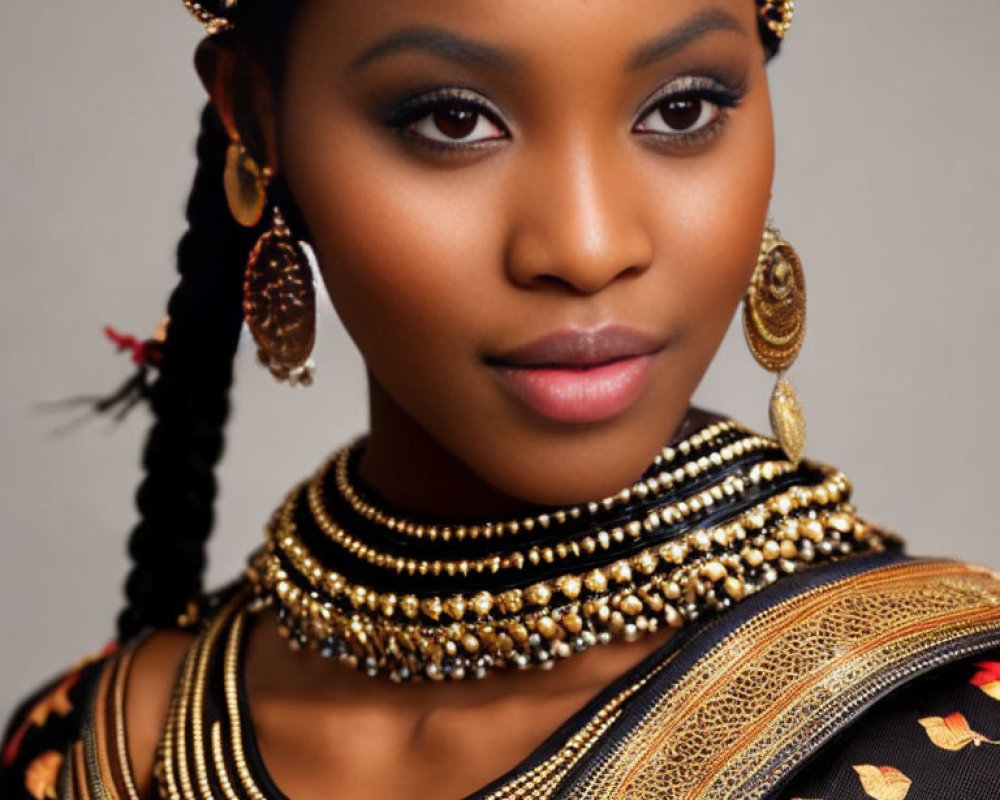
[276,0,774,506]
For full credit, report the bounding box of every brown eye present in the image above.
[635,94,722,137]
[433,106,478,139]
[657,98,703,131]
[409,101,506,145]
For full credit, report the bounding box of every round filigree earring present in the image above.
[743,222,807,465]
[223,140,316,385]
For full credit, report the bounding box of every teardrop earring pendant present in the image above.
[243,207,317,386]
[222,139,318,386]
[743,223,807,465]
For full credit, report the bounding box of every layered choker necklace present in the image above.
[246,419,900,682]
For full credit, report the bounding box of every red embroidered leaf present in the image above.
[971,661,1000,700]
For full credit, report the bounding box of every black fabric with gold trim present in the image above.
[4,555,1000,800]
[4,418,1000,799]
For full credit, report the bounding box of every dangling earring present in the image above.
[743,222,807,465]
[223,140,316,385]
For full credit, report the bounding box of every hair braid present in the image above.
[116,104,258,642]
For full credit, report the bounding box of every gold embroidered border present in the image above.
[68,640,147,800]
[481,651,678,800]
[559,560,1000,800]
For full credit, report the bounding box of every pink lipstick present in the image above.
[486,326,663,424]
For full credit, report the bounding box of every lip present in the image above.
[489,325,664,368]
[486,326,664,424]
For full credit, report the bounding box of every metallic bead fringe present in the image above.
[246,424,897,683]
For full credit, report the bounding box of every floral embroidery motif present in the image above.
[23,750,62,800]
[0,642,117,769]
[918,712,1000,750]
[970,661,1000,701]
[853,765,912,800]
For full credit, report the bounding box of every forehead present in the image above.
[288,0,760,68]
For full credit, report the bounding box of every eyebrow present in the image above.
[628,9,747,70]
[349,26,519,73]
[349,8,747,75]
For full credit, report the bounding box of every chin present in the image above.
[452,409,688,508]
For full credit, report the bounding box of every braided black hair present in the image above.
[116,105,260,641]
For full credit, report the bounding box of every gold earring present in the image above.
[743,223,807,465]
[223,140,317,385]
[224,141,268,227]
[243,207,316,385]
[243,207,316,386]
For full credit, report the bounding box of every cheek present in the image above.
[280,104,505,416]
[643,94,775,380]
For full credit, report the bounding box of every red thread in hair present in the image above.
[104,326,164,367]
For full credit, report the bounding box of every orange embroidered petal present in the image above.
[0,641,118,768]
[971,661,1000,700]
[919,712,979,750]
[981,682,1000,701]
[920,712,1000,749]
[853,764,912,800]
[24,750,63,800]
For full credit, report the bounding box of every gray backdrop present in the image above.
[2,1,998,721]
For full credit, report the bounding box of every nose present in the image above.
[504,137,654,295]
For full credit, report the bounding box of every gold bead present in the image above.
[724,577,746,600]
[509,623,529,643]
[620,595,643,616]
[636,551,658,575]
[500,590,524,614]
[421,597,442,621]
[762,541,781,561]
[827,512,853,534]
[800,519,824,542]
[526,583,553,606]
[472,591,494,617]
[585,569,609,593]
[610,561,633,584]
[559,576,582,600]
[661,543,686,564]
[561,611,583,634]
[536,616,558,639]
[444,596,467,621]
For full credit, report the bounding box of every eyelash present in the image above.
[383,76,747,153]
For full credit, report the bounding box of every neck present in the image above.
[359,374,722,521]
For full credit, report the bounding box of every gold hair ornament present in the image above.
[184,1,795,39]
[182,0,235,35]
[758,0,795,39]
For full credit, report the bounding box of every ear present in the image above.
[194,37,279,174]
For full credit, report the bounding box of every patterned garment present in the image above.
[780,656,1000,800]
[3,555,1000,800]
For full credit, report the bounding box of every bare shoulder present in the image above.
[124,629,196,799]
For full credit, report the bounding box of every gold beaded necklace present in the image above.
[246,419,899,682]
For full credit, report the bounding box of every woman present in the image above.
[3,1,999,799]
